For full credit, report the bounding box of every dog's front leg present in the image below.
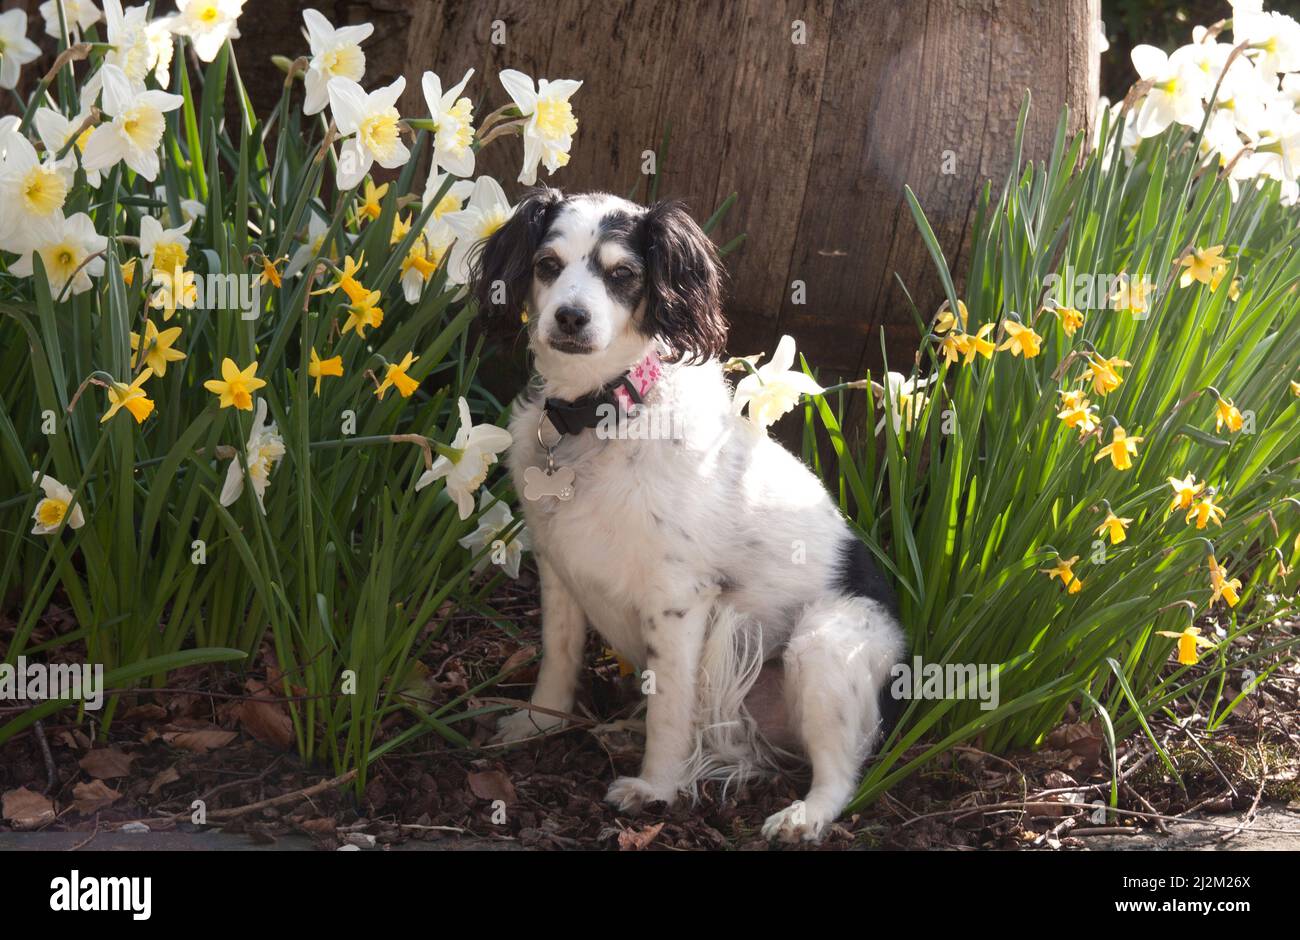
[494,557,586,742]
[605,600,710,812]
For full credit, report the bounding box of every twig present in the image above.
[108,770,357,830]
[32,718,58,793]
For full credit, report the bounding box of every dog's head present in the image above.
[470,190,725,387]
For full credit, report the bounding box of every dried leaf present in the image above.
[78,748,137,780]
[163,730,238,753]
[148,766,181,796]
[467,769,516,804]
[71,779,121,815]
[618,821,664,851]
[2,787,55,830]
[237,680,293,750]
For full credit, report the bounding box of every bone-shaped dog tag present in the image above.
[523,464,575,501]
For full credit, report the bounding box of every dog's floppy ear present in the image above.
[641,199,726,364]
[470,186,563,322]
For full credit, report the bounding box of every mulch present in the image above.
[2,579,1297,851]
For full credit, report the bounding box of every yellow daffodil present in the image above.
[1041,555,1082,593]
[962,323,996,364]
[997,320,1042,358]
[204,358,266,411]
[1094,425,1142,471]
[940,333,963,365]
[1185,493,1226,529]
[356,179,389,222]
[1178,244,1229,288]
[933,300,969,335]
[101,368,155,424]
[1155,626,1217,665]
[1081,353,1130,396]
[1166,472,1203,513]
[308,348,343,395]
[1110,275,1153,316]
[257,254,287,289]
[341,290,384,338]
[120,257,137,287]
[1053,305,1084,336]
[129,319,186,377]
[1095,510,1133,544]
[400,235,449,302]
[1057,390,1099,435]
[1214,395,1243,433]
[375,352,420,400]
[1207,555,1241,608]
[389,213,412,245]
[313,253,370,305]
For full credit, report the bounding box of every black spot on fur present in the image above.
[645,643,659,660]
[662,608,686,619]
[833,536,897,611]
[637,199,727,364]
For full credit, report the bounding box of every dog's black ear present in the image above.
[470,186,563,322]
[641,199,726,364]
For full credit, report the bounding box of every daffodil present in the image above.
[416,397,512,520]
[341,290,384,338]
[399,232,451,302]
[1236,9,1300,75]
[82,64,184,182]
[1207,554,1242,608]
[149,267,198,320]
[120,257,137,287]
[302,8,372,116]
[101,368,155,424]
[445,175,512,285]
[144,15,176,88]
[130,319,186,376]
[1057,389,1099,435]
[959,323,996,365]
[458,491,531,579]
[1291,379,1300,397]
[314,252,370,304]
[939,333,963,365]
[308,347,343,395]
[498,69,582,185]
[732,335,825,430]
[204,358,266,411]
[139,215,192,279]
[933,300,968,335]
[1109,275,1154,316]
[219,397,285,511]
[30,471,85,535]
[1167,473,1204,513]
[355,179,388,223]
[326,75,410,191]
[1178,244,1229,288]
[100,0,152,83]
[1095,510,1133,545]
[1214,395,1244,433]
[996,319,1042,358]
[257,254,286,289]
[1130,44,1210,137]
[1053,305,1085,336]
[11,212,107,297]
[39,0,101,39]
[1080,353,1130,396]
[1155,626,1217,665]
[285,211,344,278]
[422,68,477,178]
[171,0,245,62]
[875,371,934,434]
[33,93,101,187]
[375,352,420,400]
[0,134,71,252]
[1041,555,1082,593]
[422,170,474,235]
[1094,425,1142,471]
[0,9,40,90]
[1186,493,1226,529]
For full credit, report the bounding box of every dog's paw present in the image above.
[603,776,678,813]
[761,801,828,844]
[492,709,563,744]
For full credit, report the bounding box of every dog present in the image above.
[470,189,906,842]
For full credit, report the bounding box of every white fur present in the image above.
[493,194,906,842]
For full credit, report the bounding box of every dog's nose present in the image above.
[554,305,590,335]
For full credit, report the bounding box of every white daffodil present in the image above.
[31,471,86,535]
[416,397,512,520]
[1252,101,1300,185]
[1236,10,1300,76]
[0,134,72,252]
[444,175,512,285]
[731,334,825,430]
[39,0,101,40]
[327,75,409,191]
[876,371,936,435]
[138,214,192,280]
[285,209,350,279]
[219,397,285,511]
[0,9,41,90]
[400,171,472,301]
[82,64,183,181]
[498,69,581,185]
[11,211,106,296]
[458,491,530,579]
[146,15,176,88]
[1130,44,1210,138]
[100,0,151,83]
[422,68,476,178]
[302,9,372,116]
[422,169,475,237]
[171,0,244,63]
[34,91,102,187]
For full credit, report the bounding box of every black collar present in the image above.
[543,372,644,437]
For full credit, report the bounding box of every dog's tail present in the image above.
[680,606,798,801]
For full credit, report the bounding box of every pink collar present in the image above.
[612,349,662,410]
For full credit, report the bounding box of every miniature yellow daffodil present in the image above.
[1053,305,1084,336]
[1207,555,1241,608]
[1185,493,1226,529]
[1178,244,1229,288]
[1095,510,1133,545]
[997,320,1042,358]
[1155,626,1217,665]
[356,179,389,222]
[1080,353,1131,396]
[1094,425,1142,471]
[101,368,155,424]
[1166,472,1203,513]
[1041,555,1082,593]
[308,348,344,395]
[203,358,266,411]
[1214,395,1243,433]
[341,290,384,338]
[375,352,420,400]
[129,319,186,377]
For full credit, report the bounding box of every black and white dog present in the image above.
[471,190,905,842]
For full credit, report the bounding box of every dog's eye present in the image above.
[535,256,561,278]
[610,264,635,280]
